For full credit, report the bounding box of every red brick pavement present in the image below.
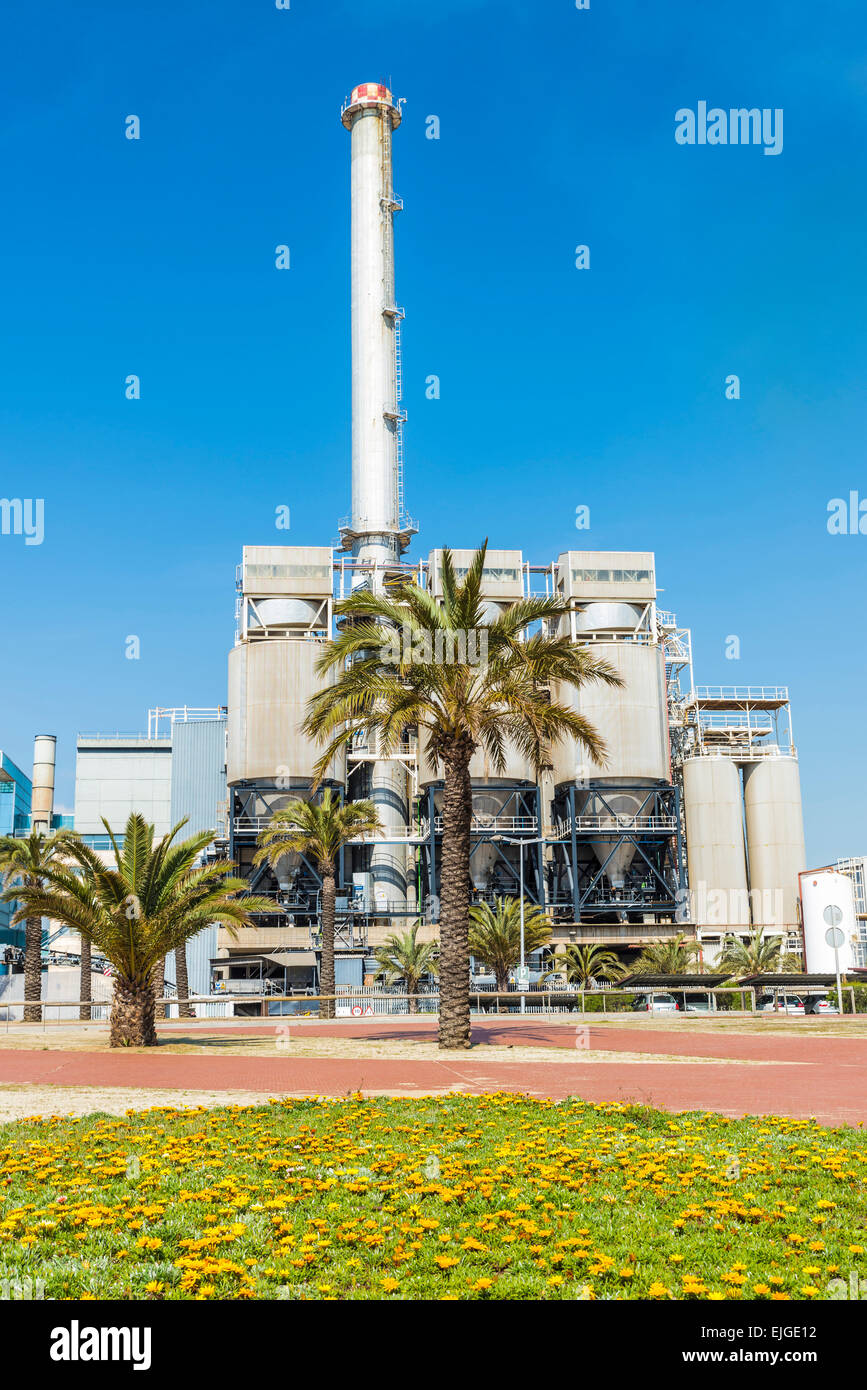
[1,1021,866,1127]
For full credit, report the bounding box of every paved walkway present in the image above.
[2,1018,865,1126]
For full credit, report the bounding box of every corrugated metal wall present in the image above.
[335,956,364,987]
[170,719,227,838]
[167,719,226,996]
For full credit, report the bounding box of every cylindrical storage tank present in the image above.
[417,731,536,786]
[31,734,56,830]
[227,640,345,786]
[743,758,806,931]
[683,758,750,929]
[799,869,856,973]
[550,642,669,785]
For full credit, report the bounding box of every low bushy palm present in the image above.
[716,929,803,977]
[547,942,624,989]
[468,896,552,993]
[0,829,74,1022]
[373,923,439,1014]
[10,814,270,1046]
[632,933,701,975]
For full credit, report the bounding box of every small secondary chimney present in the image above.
[31,734,56,832]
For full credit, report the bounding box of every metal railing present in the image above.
[698,713,775,729]
[434,815,538,834]
[692,686,788,702]
[552,815,678,834]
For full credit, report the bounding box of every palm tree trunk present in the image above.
[319,867,336,1021]
[79,936,92,1021]
[408,977,419,1015]
[497,968,509,1011]
[438,747,473,1049]
[23,915,42,1024]
[151,957,166,1021]
[110,975,157,1047]
[175,945,193,1019]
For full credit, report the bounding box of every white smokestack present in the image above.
[340,81,411,564]
[338,82,410,920]
[31,734,56,832]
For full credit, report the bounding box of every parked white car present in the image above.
[803,995,839,1015]
[631,992,679,1014]
[756,994,805,1015]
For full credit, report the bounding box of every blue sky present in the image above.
[0,0,864,864]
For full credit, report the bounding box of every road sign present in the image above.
[351,1005,363,1017]
[515,966,530,989]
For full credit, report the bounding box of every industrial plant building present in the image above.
[215,83,819,991]
[4,82,863,999]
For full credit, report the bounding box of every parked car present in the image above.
[756,994,805,1015]
[631,992,679,1013]
[681,993,715,1014]
[803,995,839,1015]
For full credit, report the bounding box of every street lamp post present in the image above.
[500,834,547,1016]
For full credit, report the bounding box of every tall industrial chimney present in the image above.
[31,734,56,833]
[339,83,411,920]
[340,82,412,565]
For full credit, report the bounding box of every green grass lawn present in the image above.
[1,1095,865,1300]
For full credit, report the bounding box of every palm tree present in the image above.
[373,923,439,1014]
[716,929,802,976]
[468,896,553,995]
[632,933,701,975]
[304,541,620,1049]
[9,814,271,1046]
[0,829,73,1023]
[79,934,92,1022]
[174,945,194,1019]
[255,790,382,1020]
[548,942,624,989]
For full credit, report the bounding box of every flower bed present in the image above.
[1,1095,864,1300]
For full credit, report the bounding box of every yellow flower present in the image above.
[435,1256,459,1270]
[648,1282,669,1299]
[380,1278,399,1293]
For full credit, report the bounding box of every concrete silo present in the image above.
[680,689,807,951]
[743,757,806,933]
[682,757,750,930]
[227,546,344,789]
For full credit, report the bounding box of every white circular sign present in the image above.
[823,904,844,928]
[351,1005,363,1017]
[824,926,845,949]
